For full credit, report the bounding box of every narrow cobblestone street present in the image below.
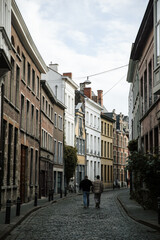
[5,190,160,240]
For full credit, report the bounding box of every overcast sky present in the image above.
[16,0,148,116]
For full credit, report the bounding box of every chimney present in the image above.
[49,63,58,72]
[97,90,103,106]
[84,87,92,99]
[63,72,72,79]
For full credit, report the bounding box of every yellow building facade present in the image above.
[101,114,114,189]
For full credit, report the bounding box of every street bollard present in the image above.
[34,192,37,206]
[16,197,21,216]
[60,190,62,198]
[158,197,160,224]
[5,199,11,224]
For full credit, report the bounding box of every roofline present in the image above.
[101,113,115,122]
[62,76,78,89]
[41,80,66,109]
[130,0,153,61]
[85,97,104,110]
[12,0,47,73]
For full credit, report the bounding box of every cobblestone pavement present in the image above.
[5,190,160,240]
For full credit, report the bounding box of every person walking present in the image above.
[79,176,93,208]
[92,175,103,208]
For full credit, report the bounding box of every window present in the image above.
[7,124,13,185]
[107,142,109,158]
[86,111,89,124]
[101,121,103,134]
[68,96,70,112]
[21,95,25,129]
[58,115,63,130]
[144,70,147,112]
[54,140,57,163]
[31,104,34,135]
[22,54,26,81]
[90,114,93,126]
[37,76,39,97]
[49,104,51,118]
[15,65,20,107]
[54,113,57,127]
[107,124,109,136]
[42,96,45,111]
[55,85,58,97]
[10,57,14,102]
[101,140,103,157]
[90,135,93,153]
[79,117,82,136]
[94,136,96,154]
[17,46,20,55]
[11,35,15,47]
[26,100,30,133]
[48,134,53,152]
[58,142,63,164]
[104,141,106,157]
[36,109,39,138]
[27,62,31,86]
[30,148,33,185]
[104,123,106,135]
[13,128,18,185]
[72,98,74,114]
[32,69,35,92]
[51,107,53,121]
[148,61,152,107]
[110,125,113,137]
[140,77,144,114]
[155,0,160,65]
[46,100,48,115]
[110,143,113,158]
[94,116,96,128]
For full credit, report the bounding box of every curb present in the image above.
[117,196,160,233]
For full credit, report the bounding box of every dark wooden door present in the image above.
[40,170,45,196]
[20,145,27,203]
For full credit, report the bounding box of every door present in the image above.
[20,145,27,203]
[40,170,45,197]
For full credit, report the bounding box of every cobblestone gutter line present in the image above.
[117,196,160,233]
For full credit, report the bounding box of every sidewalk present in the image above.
[0,192,77,240]
[117,189,160,232]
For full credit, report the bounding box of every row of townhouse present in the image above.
[126,0,160,193]
[0,0,129,208]
[75,83,129,189]
[0,0,68,207]
[127,0,159,152]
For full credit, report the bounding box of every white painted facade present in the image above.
[0,0,11,71]
[41,64,78,147]
[128,84,133,141]
[85,97,103,181]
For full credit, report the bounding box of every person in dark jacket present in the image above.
[79,176,93,208]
